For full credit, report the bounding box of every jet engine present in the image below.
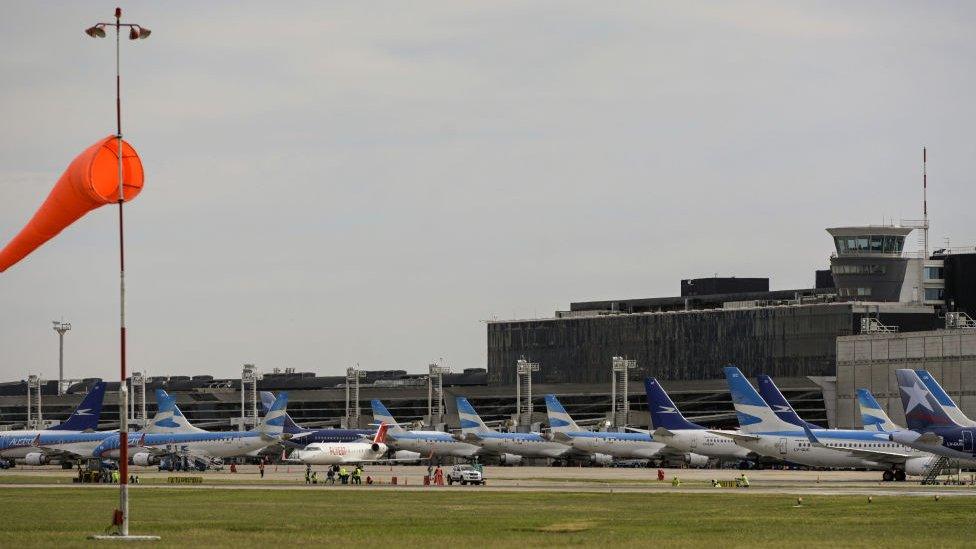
[131,452,159,467]
[589,453,613,466]
[904,456,939,477]
[24,452,49,466]
[498,453,523,465]
[371,443,388,454]
[685,453,709,468]
[394,450,421,462]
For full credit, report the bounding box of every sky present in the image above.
[1,1,975,382]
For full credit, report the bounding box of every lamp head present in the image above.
[85,26,106,38]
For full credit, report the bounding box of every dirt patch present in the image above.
[534,521,597,533]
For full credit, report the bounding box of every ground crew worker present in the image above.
[311,471,318,485]
[434,465,444,486]
[339,466,349,484]
[711,479,721,488]
[657,469,665,481]
[326,468,335,485]
[259,462,265,479]
[111,469,120,483]
[305,468,311,485]
[352,466,362,485]
[739,473,750,488]
[671,475,680,487]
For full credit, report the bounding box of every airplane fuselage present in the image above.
[656,430,752,460]
[560,431,665,459]
[387,431,482,458]
[473,432,569,459]
[293,441,387,465]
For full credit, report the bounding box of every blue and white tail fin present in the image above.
[257,392,289,437]
[756,375,821,430]
[456,397,491,435]
[916,370,976,427]
[895,369,958,431]
[856,389,901,432]
[51,380,106,431]
[723,366,795,434]
[260,391,304,435]
[370,400,405,433]
[544,395,580,433]
[645,378,701,430]
[143,389,206,434]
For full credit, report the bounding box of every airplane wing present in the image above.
[551,432,574,443]
[798,424,915,463]
[624,427,650,434]
[709,430,760,442]
[653,427,676,438]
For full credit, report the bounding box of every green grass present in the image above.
[1,488,975,547]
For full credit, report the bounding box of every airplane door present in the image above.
[777,438,788,456]
[963,430,974,454]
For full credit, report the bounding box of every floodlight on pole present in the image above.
[84,7,156,542]
[52,320,71,396]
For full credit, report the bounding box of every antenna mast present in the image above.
[923,147,929,257]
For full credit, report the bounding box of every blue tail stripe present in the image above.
[545,395,568,414]
[644,378,701,430]
[756,375,821,429]
[916,370,958,408]
[51,381,106,431]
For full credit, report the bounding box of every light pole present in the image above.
[52,320,71,396]
[84,8,154,541]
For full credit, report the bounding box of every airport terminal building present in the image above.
[1,224,974,433]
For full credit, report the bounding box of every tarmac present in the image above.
[4,464,976,497]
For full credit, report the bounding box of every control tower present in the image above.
[827,226,920,302]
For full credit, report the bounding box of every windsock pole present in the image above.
[113,8,130,536]
[85,7,156,541]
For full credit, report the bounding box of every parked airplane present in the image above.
[756,375,822,429]
[544,394,651,464]
[89,392,290,467]
[642,378,751,464]
[856,389,902,432]
[290,423,392,465]
[916,370,976,427]
[458,397,569,460]
[722,366,935,481]
[370,399,486,462]
[259,391,372,445]
[888,369,976,462]
[0,381,109,465]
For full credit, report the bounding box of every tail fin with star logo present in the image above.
[895,369,958,431]
[645,378,702,430]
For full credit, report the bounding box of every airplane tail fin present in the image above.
[370,400,405,432]
[856,389,901,432]
[645,378,701,430]
[258,392,289,437]
[260,391,303,434]
[723,366,795,434]
[456,397,490,435]
[916,370,976,427]
[895,369,957,430]
[372,422,390,444]
[143,389,206,434]
[544,395,580,433]
[756,375,821,429]
[51,380,106,431]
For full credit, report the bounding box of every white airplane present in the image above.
[641,378,752,463]
[369,400,501,462]
[720,366,937,481]
[457,397,570,460]
[544,395,658,464]
[290,423,393,465]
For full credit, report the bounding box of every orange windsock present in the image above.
[0,135,144,273]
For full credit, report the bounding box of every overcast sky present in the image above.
[1,2,974,382]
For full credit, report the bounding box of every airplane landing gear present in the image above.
[882,470,894,482]
[895,469,906,482]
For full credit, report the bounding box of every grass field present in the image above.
[1,488,975,547]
